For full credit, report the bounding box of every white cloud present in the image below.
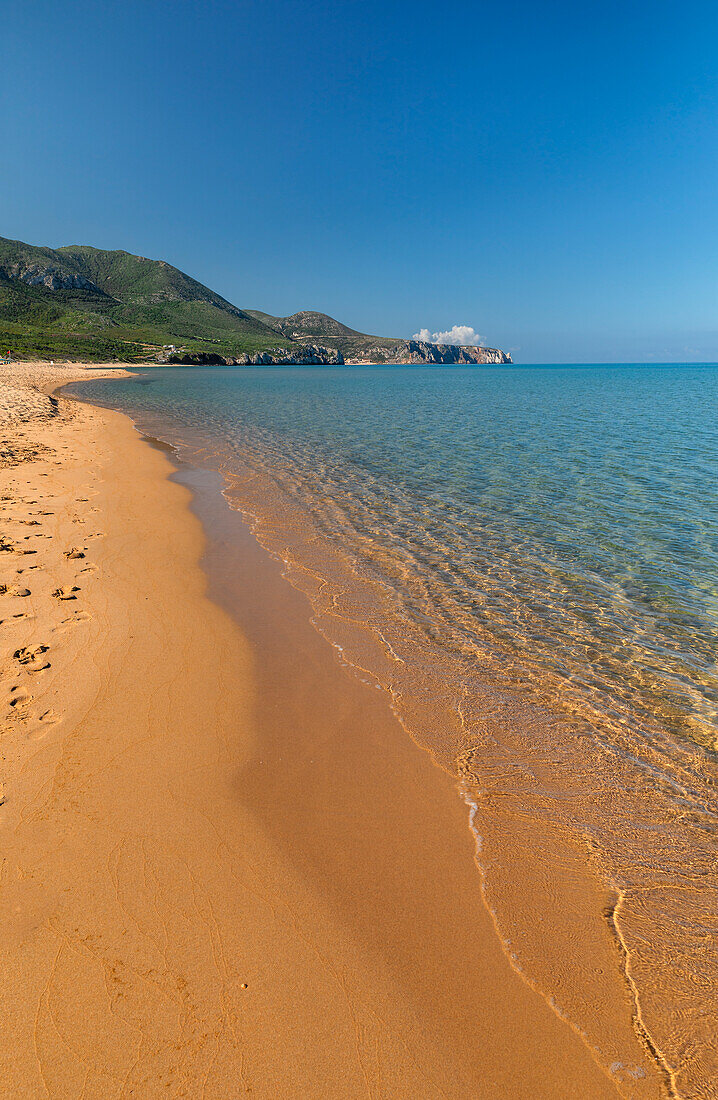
[411,324,484,347]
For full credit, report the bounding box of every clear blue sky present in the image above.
[3,0,718,362]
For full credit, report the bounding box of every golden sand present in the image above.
[0,364,659,1097]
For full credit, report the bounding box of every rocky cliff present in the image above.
[346,341,512,365]
[165,345,344,366]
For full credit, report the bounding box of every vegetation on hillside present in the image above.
[0,236,281,360]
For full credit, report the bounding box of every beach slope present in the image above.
[0,364,654,1097]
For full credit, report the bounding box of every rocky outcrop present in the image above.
[164,344,344,366]
[0,261,101,293]
[162,341,510,367]
[346,341,512,365]
[236,345,344,365]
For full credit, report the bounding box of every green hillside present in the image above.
[0,236,282,361]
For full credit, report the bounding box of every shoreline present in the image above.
[2,362,659,1096]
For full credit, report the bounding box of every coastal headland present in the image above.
[0,235,511,366]
[1,363,659,1097]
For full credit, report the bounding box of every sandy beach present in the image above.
[0,363,665,1098]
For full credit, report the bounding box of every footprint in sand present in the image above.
[29,710,61,738]
[64,547,86,560]
[9,686,31,709]
[53,609,91,635]
[1,611,33,626]
[14,644,50,667]
[0,585,32,597]
[52,586,80,601]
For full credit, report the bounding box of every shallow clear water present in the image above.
[73,364,718,1094]
[77,363,718,749]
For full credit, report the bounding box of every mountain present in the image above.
[0,237,281,361]
[246,309,376,342]
[0,236,511,364]
[245,308,403,359]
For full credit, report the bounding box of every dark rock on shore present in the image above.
[164,352,228,365]
[164,344,344,366]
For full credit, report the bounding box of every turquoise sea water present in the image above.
[77,363,718,749]
[73,363,718,1090]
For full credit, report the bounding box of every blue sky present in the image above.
[3,0,718,362]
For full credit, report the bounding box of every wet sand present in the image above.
[1,363,662,1096]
